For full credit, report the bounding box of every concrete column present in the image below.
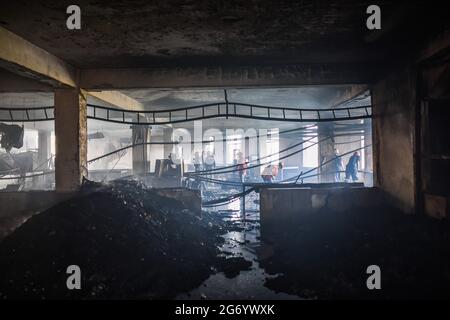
[184,128,196,167]
[37,130,51,170]
[259,129,268,165]
[256,131,261,160]
[223,130,229,165]
[54,89,87,192]
[364,119,373,186]
[146,127,164,173]
[32,130,52,189]
[209,129,225,166]
[244,136,250,160]
[243,130,261,181]
[163,127,173,158]
[371,69,416,213]
[132,125,149,175]
[318,123,335,183]
[279,135,302,168]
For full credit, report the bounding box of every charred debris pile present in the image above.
[0,179,246,299]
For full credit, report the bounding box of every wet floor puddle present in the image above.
[177,210,300,300]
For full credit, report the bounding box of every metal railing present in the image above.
[0,106,54,122]
[0,103,372,124]
[87,102,372,124]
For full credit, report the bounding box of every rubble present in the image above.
[216,257,253,279]
[0,179,243,299]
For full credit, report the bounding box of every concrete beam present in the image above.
[329,85,370,108]
[0,26,375,91]
[87,90,144,111]
[418,30,450,63]
[54,89,87,192]
[0,69,54,92]
[79,64,375,90]
[363,4,410,44]
[0,26,77,88]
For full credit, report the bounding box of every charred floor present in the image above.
[0,0,449,300]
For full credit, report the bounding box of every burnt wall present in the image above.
[372,67,417,214]
[260,186,385,242]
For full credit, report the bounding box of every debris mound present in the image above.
[0,179,225,299]
[216,257,253,278]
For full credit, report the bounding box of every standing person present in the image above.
[345,151,360,182]
[261,165,273,183]
[333,149,344,182]
[193,151,202,172]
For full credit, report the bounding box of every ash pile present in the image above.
[0,179,230,299]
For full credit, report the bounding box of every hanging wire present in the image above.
[288,144,372,184]
[85,124,317,164]
[189,134,318,175]
[199,144,372,206]
[190,135,332,176]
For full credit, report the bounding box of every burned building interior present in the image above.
[0,0,449,302]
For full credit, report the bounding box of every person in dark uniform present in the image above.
[345,151,360,182]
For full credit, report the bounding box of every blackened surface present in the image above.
[0,0,444,68]
[259,205,450,299]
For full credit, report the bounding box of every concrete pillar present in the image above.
[132,125,149,175]
[212,129,225,166]
[244,136,250,160]
[259,129,268,165]
[54,89,87,192]
[243,130,261,181]
[31,130,52,189]
[146,127,164,173]
[318,123,335,183]
[372,69,416,213]
[279,135,302,168]
[256,131,261,160]
[163,127,173,158]
[37,130,51,170]
[223,130,230,165]
[363,119,373,186]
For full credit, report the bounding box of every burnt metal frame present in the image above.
[0,106,54,122]
[0,103,372,124]
[87,102,372,125]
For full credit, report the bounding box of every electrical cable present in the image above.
[190,135,332,176]
[188,134,318,175]
[86,124,317,164]
[285,144,372,184]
